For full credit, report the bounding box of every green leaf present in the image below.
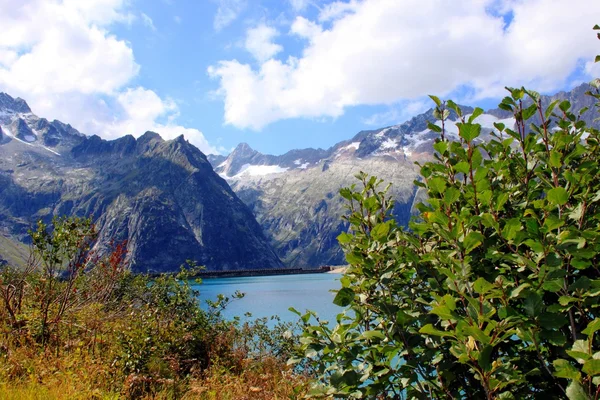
[433,140,448,154]
[544,215,565,231]
[429,95,442,107]
[339,187,353,200]
[542,279,563,293]
[478,345,493,371]
[547,187,569,206]
[468,107,484,123]
[420,324,452,338]
[473,277,494,294]
[559,100,571,113]
[371,222,390,241]
[428,177,447,194]
[524,292,543,317]
[583,359,600,376]
[538,312,568,330]
[582,319,600,336]
[454,161,470,174]
[346,252,363,265]
[510,283,530,299]
[522,103,538,121]
[549,150,562,168]
[566,381,591,400]
[545,99,560,119]
[554,359,582,381]
[457,122,481,142]
[337,232,353,244]
[428,121,442,133]
[463,231,485,254]
[431,304,455,320]
[568,340,592,364]
[333,288,354,307]
[443,187,460,205]
[502,218,522,241]
[360,330,386,341]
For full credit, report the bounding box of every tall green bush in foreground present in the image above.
[293,31,600,400]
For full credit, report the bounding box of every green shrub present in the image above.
[294,29,600,400]
[0,218,306,398]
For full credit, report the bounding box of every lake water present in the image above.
[192,272,344,325]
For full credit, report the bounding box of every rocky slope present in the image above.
[214,83,599,267]
[0,93,282,272]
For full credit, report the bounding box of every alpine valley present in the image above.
[0,84,596,271]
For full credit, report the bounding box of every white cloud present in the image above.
[141,13,156,31]
[291,17,322,41]
[585,60,600,79]
[244,24,283,62]
[209,0,600,130]
[289,0,310,12]
[0,0,220,154]
[214,0,246,31]
[318,0,359,22]
[363,100,430,126]
[105,87,219,154]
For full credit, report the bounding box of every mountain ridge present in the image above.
[211,83,599,267]
[0,93,283,272]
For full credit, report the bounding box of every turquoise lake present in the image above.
[192,272,344,325]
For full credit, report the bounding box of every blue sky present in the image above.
[0,0,599,156]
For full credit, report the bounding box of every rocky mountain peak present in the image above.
[0,92,32,114]
[138,131,164,144]
[10,118,36,142]
[218,142,267,177]
[231,142,259,157]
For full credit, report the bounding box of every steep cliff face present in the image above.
[0,93,283,272]
[229,156,420,267]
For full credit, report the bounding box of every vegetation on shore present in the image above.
[0,217,308,399]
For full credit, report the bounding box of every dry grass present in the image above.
[0,357,309,400]
[185,357,309,400]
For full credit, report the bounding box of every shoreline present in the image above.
[193,266,340,279]
[146,265,348,279]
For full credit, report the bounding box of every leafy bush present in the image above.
[0,217,307,398]
[294,31,600,399]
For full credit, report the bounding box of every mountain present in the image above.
[214,83,599,268]
[0,93,283,272]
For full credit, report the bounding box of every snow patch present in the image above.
[234,164,288,177]
[42,146,61,156]
[345,142,360,150]
[434,120,459,135]
[297,162,309,169]
[375,128,390,138]
[465,113,516,130]
[293,159,302,165]
[380,138,397,149]
[0,124,60,156]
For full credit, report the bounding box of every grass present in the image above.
[0,235,28,267]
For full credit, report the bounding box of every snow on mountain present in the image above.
[0,92,84,156]
[233,163,289,178]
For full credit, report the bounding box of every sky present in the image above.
[0,0,599,156]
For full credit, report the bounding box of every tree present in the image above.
[293,27,600,399]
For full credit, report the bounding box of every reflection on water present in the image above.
[192,273,343,324]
